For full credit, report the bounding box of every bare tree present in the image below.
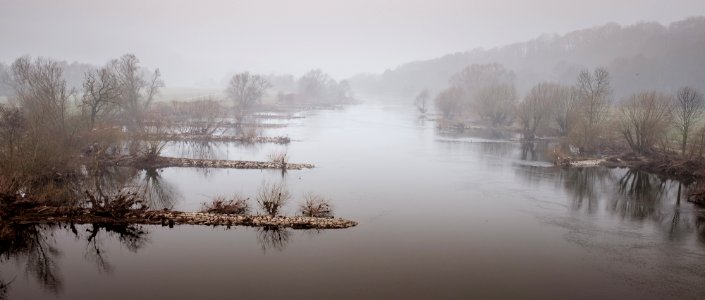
[0,105,24,160]
[434,86,463,119]
[256,181,291,216]
[294,69,354,104]
[673,86,704,155]
[618,91,672,154]
[10,56,74,135]
[549,85,579,136]
[450,63,515,95]
[517,82,555,140]
[82,66,121,128]
[110,54,163,127]
[0,62,11,96]
[4,56,80,178]
[573,68,612,152]
[414,89,429,114]
[225,72,270,114]
[475,83,517,127]
[298,69,332,101]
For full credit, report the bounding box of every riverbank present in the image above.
[558,151,705,205]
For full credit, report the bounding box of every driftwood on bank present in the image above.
[110,155,315,170]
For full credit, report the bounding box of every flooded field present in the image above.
[2,102,705,299]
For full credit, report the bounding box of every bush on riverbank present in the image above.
[299,192,334,218]
[201,195,250,215]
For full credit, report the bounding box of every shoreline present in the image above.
[557,152,705,205]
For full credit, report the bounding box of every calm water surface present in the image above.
[2,102,705,299]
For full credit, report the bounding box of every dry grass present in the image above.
[201,194,250,215]
[267,149,289,168]
[298,192,334,218]
[256,181,291,216]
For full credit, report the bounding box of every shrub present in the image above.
[256,181,291,216]
[201,194,250,215]
[299,192,334,217]
[267,149,289,168]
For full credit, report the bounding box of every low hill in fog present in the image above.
[350,16,705,100]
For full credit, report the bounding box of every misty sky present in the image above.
[1,0,704,87]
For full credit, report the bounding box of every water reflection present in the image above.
[255,226,292,253]
[612,170,668,220]
[514,163,705,244]
[81,166,179,210]
[0,224,62,295]
[84,224,149,274]
[0,223,149,297]
[171,140,225,161]
[437,126,516,140]
[561,167,613,214]
[134,168,178,210]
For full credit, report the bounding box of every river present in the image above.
[2,102,704,299]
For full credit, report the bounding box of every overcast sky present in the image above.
[1,0,704,86]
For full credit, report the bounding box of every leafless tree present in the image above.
[225,72,270,114]
[475,83,516,127]
[298,69,332,101]
[673,86,704,155]
[618,91,672,154]
[573,68,612,152]
[110,54,163,127]
[299,192,333,217]
[517,82,555,140]
[0,105,24,160]
[549,85,579,136]
[0,62,11,96]
[450,63,515,95]
[256,181,291,216]
[82,66,121,128]
[414,89,429,114]
[4,56,81,177]
[9,56,74,135]
[434,86,464,119]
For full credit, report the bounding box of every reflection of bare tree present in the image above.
[612,170,667,220]
[256,226,292,253]
[0,277,10,300]
[478,142,514,159]
[520,142,537,161]
[696,214,705,245]
[561,168,613,214]
[0,224,62,295]
[84,224,149,274]
[0,223,151,297]
[82,166,135,202]
[131,168,177,210]
[82,166,179,210]
[172,140,224,161]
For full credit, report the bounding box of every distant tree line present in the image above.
[225,69,354,113]
[432,62,705,157]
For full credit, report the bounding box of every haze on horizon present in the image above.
[1,0,704,87]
